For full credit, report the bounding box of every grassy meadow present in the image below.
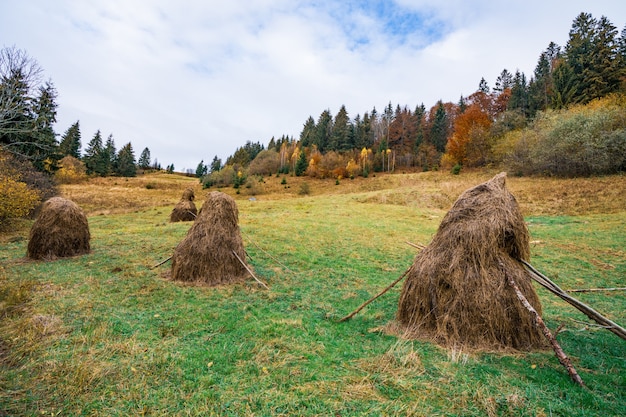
[1,170,625,416]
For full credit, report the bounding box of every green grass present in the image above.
[1,191,625,416]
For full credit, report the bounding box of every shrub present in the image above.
[501,95,626,176]
[248,149,280,176]
[55,156,87,184]
[298,182,310,195]
[451,163,462,175]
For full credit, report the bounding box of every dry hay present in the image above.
[170,188,197,222]
[27,197,90,260]
[397,172,545,350]
[170,191,249,285]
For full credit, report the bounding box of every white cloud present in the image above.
[1,0,625,171]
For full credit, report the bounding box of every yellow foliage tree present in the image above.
[0,152,41,223]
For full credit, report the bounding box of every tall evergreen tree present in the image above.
[494,69,514,93]
[313,110,332,152]
[116,142,136,177]
[295,148,307,176]
[31,80,59,170]
[478,77,490,93]
[195,159,208,178]
[210,155,222,173]
[508,70,529,115]
[104,134,116,175]
[330,105,353,151]
[83,130,107,175]
[138,147,151,169]
[59,121,81,158]
[299,116,316,148]
[430,101,449,153]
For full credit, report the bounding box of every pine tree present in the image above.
[59,121,82,158]
[138,147,151,169]
[508,70,529,115]
[116,142,136,177]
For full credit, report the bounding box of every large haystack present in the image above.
[170,188,197,222]
[170,191,248,285]
[397,172,545,350]
[27,197,90,260]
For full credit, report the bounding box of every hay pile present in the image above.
[170,191,248,285]
[27,197,90,260]
[397,172,545,350]
[170,188,197,222]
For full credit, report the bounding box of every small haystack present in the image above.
[170,188,197,222]
[397,172,545,350]
[27,197,90,260]
[170,191,248,285]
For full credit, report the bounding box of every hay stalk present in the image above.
[505,266,585,387]
[521,260,626,341]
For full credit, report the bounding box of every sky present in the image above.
[2,1,625,172]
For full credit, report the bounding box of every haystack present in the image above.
[170,188,197,222]
[27,197,90,260]
[170,191,248,285]
[397,172,545,350]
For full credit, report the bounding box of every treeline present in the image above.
[203,12,626,188]
[0,46,163,223]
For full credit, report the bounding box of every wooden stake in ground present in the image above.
[152,256,172,269]
[339,266,412,322]
[505,267,585,387]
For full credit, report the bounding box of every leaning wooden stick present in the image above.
[339,266,412,322]
[506,271,585,387]
[521,260,626,341]
[232,250,269,290]
[566,287,626,293]
[151,256,172,269]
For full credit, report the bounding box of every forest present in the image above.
[2,12,626,223]
[204,12,626,188]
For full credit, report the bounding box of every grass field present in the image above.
[1,170,625,416]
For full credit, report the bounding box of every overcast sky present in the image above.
[2,1,625,172]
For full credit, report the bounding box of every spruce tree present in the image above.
[295,148,308,176]
[84,130,105,175]
[330,105,353,151]
[138,147,151,169]
[59,121,82,158]
[116,142,136,177]
[430,102,448,153]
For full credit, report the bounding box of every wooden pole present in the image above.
[565,287,626,293]
[505,270,585,387]
[232,250,269,290]
[151,256,172,269]
[521,260,626,341]
[339,266,412,322]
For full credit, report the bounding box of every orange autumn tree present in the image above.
[445,103,492,167]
